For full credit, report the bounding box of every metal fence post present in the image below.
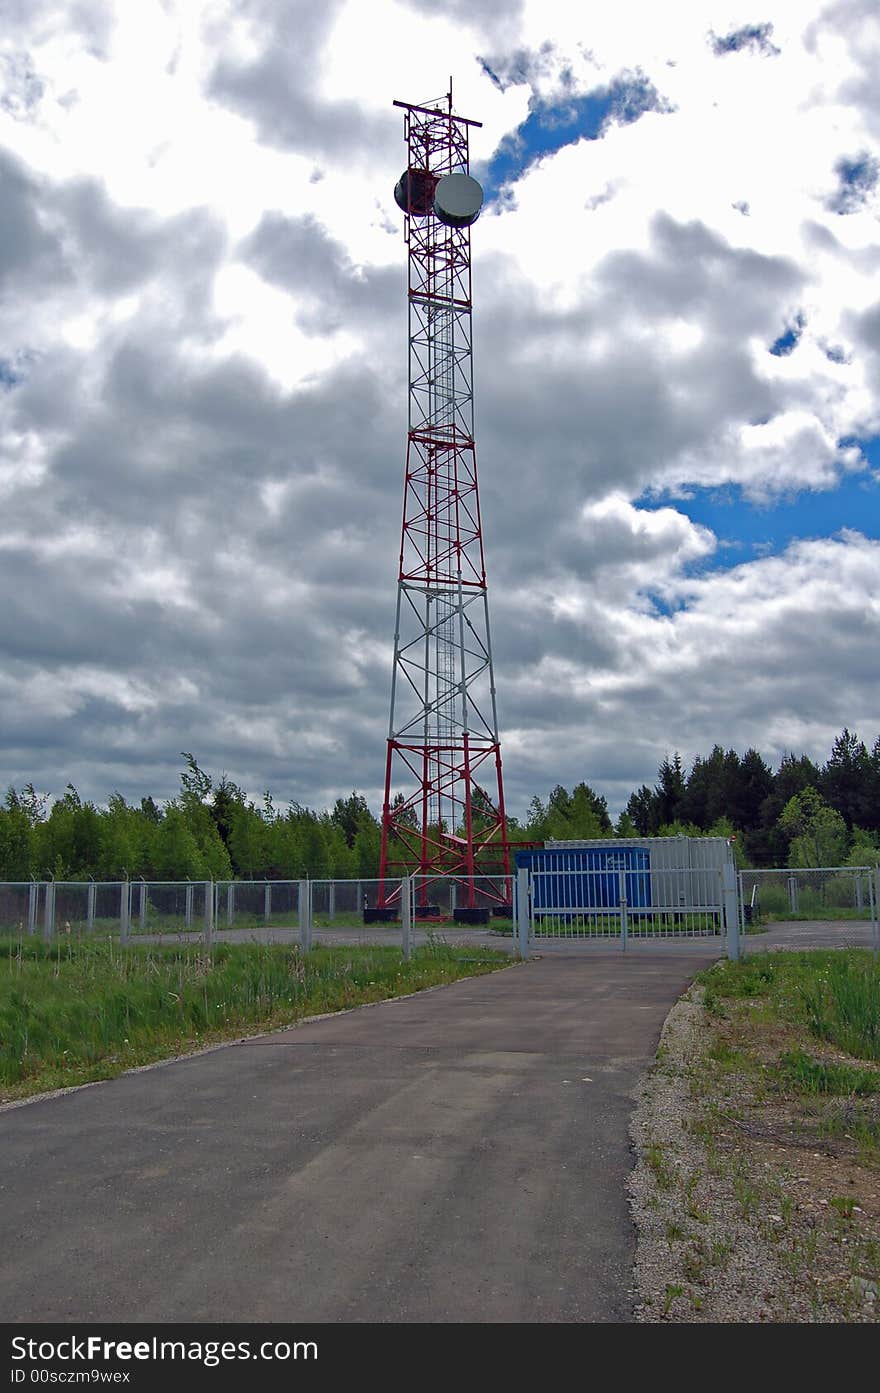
[401,875,412,961]
[204,880,214,948]
[87,881,96,934]
[515,865,530,959]
[264,882,272,925]
[27,881,38,935]
[42,882,55,943]
[328,881,335,921]
[723,861,740,961]
[120,881,130,946]
[185,882,193,929]
[139,879,147,932]
[299,879,312,952]
[619,868,628,952]
[872,868,879,956]
[227,882,235,928]
[787,874,799,915]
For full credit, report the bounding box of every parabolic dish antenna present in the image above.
[433,172,483,228]
[393,168,436,216]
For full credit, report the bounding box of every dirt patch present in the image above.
[629,985,880,1322]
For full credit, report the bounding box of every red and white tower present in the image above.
[378,86,510,921]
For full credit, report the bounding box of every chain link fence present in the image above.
[0,876,518,955]
[738,865,879,949]
[739,866,877,922]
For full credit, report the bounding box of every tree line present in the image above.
[0,732,877,882]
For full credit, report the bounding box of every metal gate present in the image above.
[512,861,741,959]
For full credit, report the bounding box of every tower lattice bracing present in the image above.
[379,89,510,914]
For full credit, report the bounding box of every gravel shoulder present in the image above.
[628,977,880,1323]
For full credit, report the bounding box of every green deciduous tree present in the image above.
[779,787,848,868]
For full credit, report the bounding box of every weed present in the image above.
[699,950,880,1064]
[818,1101,880,1157]
[682,1170,709,1223]
[662,1283,684,1316]
[799,956,880,1062]
[707,1038,744,1071]
[702,986,725,1018]
[778,1049,879,1096]
[734,1175,760,1218]
[645,1142,675,1191]
[829,1196,857,1220]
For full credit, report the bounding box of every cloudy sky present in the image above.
[1,0,878,820]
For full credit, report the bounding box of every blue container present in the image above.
[514,845,651,914]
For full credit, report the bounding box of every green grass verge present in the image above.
[699,949,880,1062]
[778,1048,880,1096]
[757,909,873,923]
[0,935,511,1101]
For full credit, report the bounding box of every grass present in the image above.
[799,955,880,1062]
[638,950,880,1321]
[533,912,723,937]
[644,1140,675,1190]
[662,1283,684,1316]
[750,882,873,923]
[0,911,521,937]
[0,934,510,1101]
[700,950,880,1063]
[778,1048,880,1096]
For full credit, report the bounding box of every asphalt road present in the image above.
[0,951,712,1323]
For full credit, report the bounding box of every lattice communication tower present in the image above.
[377,86,511,921]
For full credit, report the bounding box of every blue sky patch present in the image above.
[636,438,880,587]
[828,152,880,214]
[478,74,669,204]
[0,358,20,390]
[769,312,805,356]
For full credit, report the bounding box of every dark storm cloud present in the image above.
[597,213,802,330]
[0,150,842,819]
[403,0,524,28]
[852,300,880,352]
[239,211,398,332]
[0,223,406,808]
[0,149,69,292]
[0,131,402,761]
[472,213,797,570]
[207,0,392,160]
[51,180,227,299]
[28,338,400,560]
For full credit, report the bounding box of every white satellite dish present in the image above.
[433,173,483,228]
